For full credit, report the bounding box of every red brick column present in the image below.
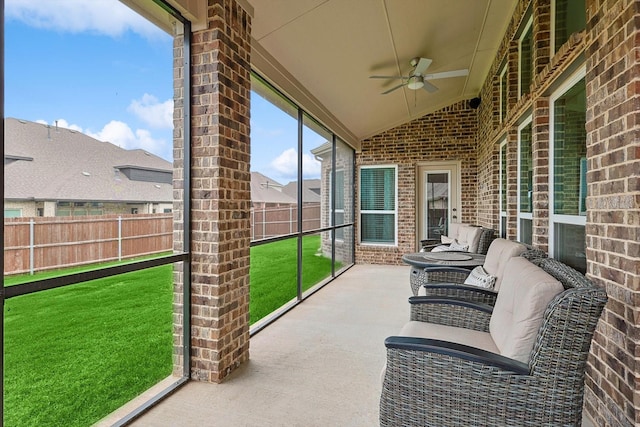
[583,0,639,424]
[174,0,252,383]
[531,97,550,251]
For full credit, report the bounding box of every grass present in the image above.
[3,236,337,425]
[249,235,340,323]
[4,265,174,427]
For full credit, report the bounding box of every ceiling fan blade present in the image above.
[382,83,406,95]
[424,69,469,80]
[414,57,433,75]
[369,75,407,80]
[423,80,439,93]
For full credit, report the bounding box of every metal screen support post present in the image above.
[29,218,34,275]
[118,216,122,261]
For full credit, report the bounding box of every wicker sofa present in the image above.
[409,238,545,298]
[381,256,607,426]
[420,223,496,255]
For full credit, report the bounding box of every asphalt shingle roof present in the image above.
[4,118,172,203]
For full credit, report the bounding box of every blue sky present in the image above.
[5,0,323,184]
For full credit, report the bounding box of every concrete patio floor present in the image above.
[103,263,595,426]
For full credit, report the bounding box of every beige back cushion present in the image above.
[456,225,483,253]
[489,257,564,363]
[483,238,527,291]
[446,222,469,240]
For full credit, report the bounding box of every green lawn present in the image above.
[3,235,337,426]
[249,235,339,323]
[4,265,174,427]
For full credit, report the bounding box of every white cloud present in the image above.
[127,94,173,129]
[270,148,321,180]
[36,119,83,132]
[87,120,169,158]
[5,0,163,39]
[55,119,84,132]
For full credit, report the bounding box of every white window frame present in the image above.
[359,164,398,246]
[517,116,533,242]
[549,65,587,258]
[550,0,559,54]
[518,15,533,99]
[499,138,508,237]
[499,63,508,123]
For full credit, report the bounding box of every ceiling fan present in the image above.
[370,57,469,95]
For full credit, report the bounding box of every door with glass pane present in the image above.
[417,162,460,248]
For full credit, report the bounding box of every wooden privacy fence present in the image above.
[251,203,321,240]
[3,205,322,275]
[4,214,172,276]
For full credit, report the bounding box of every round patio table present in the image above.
[402,251,486,269]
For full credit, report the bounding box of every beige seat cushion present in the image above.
[399,321,499,354]
[482,238,527,291]
[489,257,564,363]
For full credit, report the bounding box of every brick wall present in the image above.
[356,100,478,265]
[355,0,637,419]
[472,0,639,424]
[583,0,639,425]
[173,0,252,383]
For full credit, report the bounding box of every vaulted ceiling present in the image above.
[130,0,518,148]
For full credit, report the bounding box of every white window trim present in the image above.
[517,116,533,242]
[550,0,558,54]
[499,138,508,236]
[549,65,587,258]
[499,64,508,123]
[359,164,398,247]
[518,15,534,99]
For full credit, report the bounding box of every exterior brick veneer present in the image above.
[357,100,478,265]
[359,0,638,423]
[583,1,639,425]
[173,0,252,383]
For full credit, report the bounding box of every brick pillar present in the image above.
[583,0,639,425]
[532,0,551,75]
[174,0,252,383]
[531,97,549,251]
[505,126,519,241]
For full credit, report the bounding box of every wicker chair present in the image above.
[420,225,495,254]
[381,257,608,426]
[409,238,542,300]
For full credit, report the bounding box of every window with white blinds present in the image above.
[359,165,397,245]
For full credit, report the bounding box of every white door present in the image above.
[417,162,460,249]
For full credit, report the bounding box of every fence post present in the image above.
[29,218,35,275]
[118,216,122,261]
[262,207,265,239]
[290,205,293,233]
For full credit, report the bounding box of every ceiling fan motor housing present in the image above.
[407,75,424,90]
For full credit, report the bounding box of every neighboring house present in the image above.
[250,171,297,208]
[311,141,354,262]
[282,179,321,204]
[4,118,172,217]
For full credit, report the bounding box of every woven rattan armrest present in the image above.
[419,283,499,305]
[408,296,493,330]
[409,266,473,295]
[384,336,529,374]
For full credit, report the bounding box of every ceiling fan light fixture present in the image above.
[407,75,424,90]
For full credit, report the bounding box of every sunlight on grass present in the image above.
[249,235,339,323]
[3,265,174,427]
[3,236,338,425]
